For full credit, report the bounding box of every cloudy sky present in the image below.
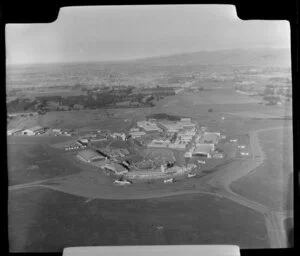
[6,5,290,65]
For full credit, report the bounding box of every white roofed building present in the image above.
[21,126,44,135]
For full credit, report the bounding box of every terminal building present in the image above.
[77,149,106,163]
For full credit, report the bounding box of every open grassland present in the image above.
[230,127,293,210]
[156,89,260,109]
[8,188,268,252]
[152,89,292,120]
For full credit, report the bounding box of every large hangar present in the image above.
[193,144,215,158]
[77,149,105,163]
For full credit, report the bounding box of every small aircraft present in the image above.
[114,176,132,185]
[163,178,175,183]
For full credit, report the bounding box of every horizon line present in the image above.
[6,46,290,67]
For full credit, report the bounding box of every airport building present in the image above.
[21,126,44,136]
[179,135,194,143]
[103,162,128,175]
[200,132,220,145]
[147,139,170,148]
[90,137,107,142]
[129,131,146,139]
[77,149,106,163]
[7,128,24,136]
[192,143,215,158]
[168,142,186,150]
[178,121,196,129]
[137,121,162,132]
[130,127,140,132]
[158,122,182,133]
[178,129,196,137]
[180,118,191,122]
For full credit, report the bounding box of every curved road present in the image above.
[9,126,293,248]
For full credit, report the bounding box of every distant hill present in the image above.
[131,48,291,67]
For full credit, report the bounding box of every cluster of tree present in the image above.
[263,84,292,98]
[7,98,36,113]
[263,95,281,105]
[7,89,160,114]
[146,113,182,121]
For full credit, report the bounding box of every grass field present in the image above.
[8,188,268,252]
[7,108,151,131]
[7,137,82,186]
[230,127,293,210]
[152,89,292,120]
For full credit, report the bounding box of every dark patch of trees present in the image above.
[146,113,182,121]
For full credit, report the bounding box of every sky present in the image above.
[6,5,290,65]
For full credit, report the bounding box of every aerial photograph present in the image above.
[6,5,293,252]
